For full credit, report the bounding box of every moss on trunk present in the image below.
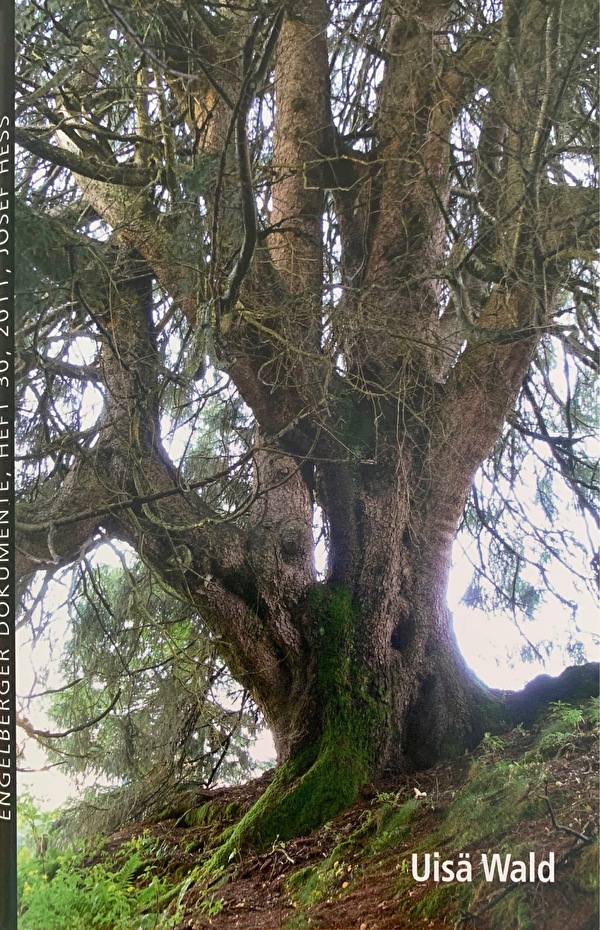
[204,585,383,871]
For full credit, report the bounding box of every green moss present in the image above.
[179,797,250,831]
[286,841,360,910]
[311,584,385,736]
[286,864,321,907]
[224,801,243,820]
[406,882,471,920]
[284,796,423,911]
[571,842,600,895]
[203,585,382,873]
[489,889,535,930]
[182,802,213,827]
[286,861,339,911]
[367,797,420,854]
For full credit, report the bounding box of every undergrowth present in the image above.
[18,832,171,930]
[17,697,599,930]
[286,697,599,927]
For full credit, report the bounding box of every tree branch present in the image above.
[17,690,122,741]
[425,286,538,543]
[16,451,255,537]
[16,127,158,187]
[219,9,284,317]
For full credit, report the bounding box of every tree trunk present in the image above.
[270,582,492,774]
[206,575,497,866]
[201,456,503,863]
[15,0,599,864]
[261,481,496,779]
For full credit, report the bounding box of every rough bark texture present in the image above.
[15,0,598,846]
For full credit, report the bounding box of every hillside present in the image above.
[18,699,599,930]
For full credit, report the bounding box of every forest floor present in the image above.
[93,700,599,930]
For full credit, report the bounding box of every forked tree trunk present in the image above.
[259,495,494,778]
[14,0,599,867]
[202,457,504,863]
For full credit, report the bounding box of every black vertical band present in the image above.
[0,2,16,929]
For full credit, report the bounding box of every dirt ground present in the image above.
[100,719,598,930]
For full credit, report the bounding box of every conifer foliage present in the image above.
[15,0,598,834]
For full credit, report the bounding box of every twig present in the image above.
[542,782,593,844]
[18,689,122,739]
[454,784,597,928]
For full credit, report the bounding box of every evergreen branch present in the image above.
[17,690,122,740]
[16,127,158,187]
[99,0,234,109]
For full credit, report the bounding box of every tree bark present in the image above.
[15,0,599,854]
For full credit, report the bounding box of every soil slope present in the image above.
[86,699,599,930]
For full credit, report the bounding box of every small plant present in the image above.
[374,791,399,806]
[480,732,505,758]
[18,830,172,930]
[548,701,584,731]
[199,894,225,917]
[531,700,591,759]
[585,696,600,727]
[270,836,295,863]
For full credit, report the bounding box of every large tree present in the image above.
[15,0,598,844]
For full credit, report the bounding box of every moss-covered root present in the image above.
[204,734,367,874]
[502,662,600,727]
[204,585,380,875]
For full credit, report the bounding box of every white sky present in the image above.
[17,321,599,810]
[17,527,599,813]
